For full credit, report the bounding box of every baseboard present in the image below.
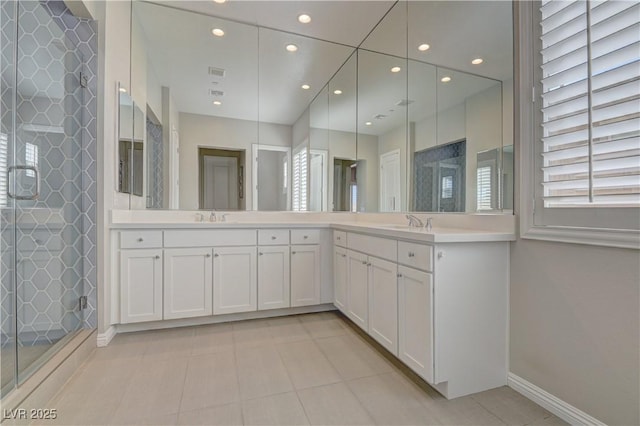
[508,373,605,426]
[96,326,116,347]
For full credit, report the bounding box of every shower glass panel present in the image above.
[1,0,89,395]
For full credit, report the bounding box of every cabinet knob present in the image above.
[367,262,372,266]
[214,253,219,257]
[271,236,276,240]
[438,251,445,259]
[397,273,402,278]
[259,252,263,256]
[304,235,308,239]
[342,254,346,258]
[292,251,296,255]
[206,253,211,258]
[154,255,160,259]
[408,252,414,257]
[137,238,143,242]
[362,260,367,265]
[337,236,341,240]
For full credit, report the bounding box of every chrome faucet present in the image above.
[425,217,433,232]
[209,211,217,222]
[406,214,423,228]
[220,213,228,222]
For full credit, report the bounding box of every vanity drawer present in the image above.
[397,241,432,272]
[291,229,320,245]
[333,231,347,247]
[258,229,290,245]
[347,233,397,262]
[120,231,163,249]
[164,229,256,247]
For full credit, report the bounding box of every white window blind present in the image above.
[25,142,38,177]
[292,148,307,211]
[477,166,493,210]
[0,133,8,207]
[539,0,640,208]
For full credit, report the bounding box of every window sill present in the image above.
[521,225,640,250]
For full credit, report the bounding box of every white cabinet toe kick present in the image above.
[334,229,509,400]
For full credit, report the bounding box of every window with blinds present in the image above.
[539,0,640,208]
[477,166,493,210]
[0,133,8,207]
[292,148,307,211]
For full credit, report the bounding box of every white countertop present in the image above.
[110,219,515,243]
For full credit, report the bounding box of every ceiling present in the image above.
[135,1,512,130]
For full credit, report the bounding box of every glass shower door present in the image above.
[5,0,86,389]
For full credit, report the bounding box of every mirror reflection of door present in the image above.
[199,148,245,210]
[379,149,401,212]
[333,159,357,212]
[253,145,291,211]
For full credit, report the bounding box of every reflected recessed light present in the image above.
[213,100,222,105]
[298,14,311,24]
[418,43,430,51]
[211,28,225,37]
[365,121,372,126]
[286,44,298,52]
[391,66,401,73]
[301,84,310,90]
[118,87,127,93]
[441,76,451,83]
[471,58,484,65]
[213,0,226,3]
[333,89,342,95]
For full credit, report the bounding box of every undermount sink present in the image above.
[382,224,430,231]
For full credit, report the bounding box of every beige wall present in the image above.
[510,239,639,425]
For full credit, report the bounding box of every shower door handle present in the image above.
[7,165,40,200]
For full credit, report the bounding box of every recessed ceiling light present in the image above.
[211,28,225,37]
[118,87,127,93]
[471,58,484,65]
[213,0,226,3]
[365,121,372,126]
[301,84,310,90]
[391,66,401,73]
[441,76,451,83]
[418,43,430,51]
[213,100,222,105]
[286,44,298,52]
[298,14,311,24]
[333,89,342,95]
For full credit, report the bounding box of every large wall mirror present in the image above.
[121,0,513,213]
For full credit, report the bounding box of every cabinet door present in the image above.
[164,248,213,319]
[346,250,368,330]
[213,246,257,314]
[398,265,434,383]
[120,249,162,323]
[290,245,321,307]
[333,246,348,312]
[368,256,398,355]
[258,246,290,310]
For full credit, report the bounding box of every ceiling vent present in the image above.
[208,67,226,77]
[210,89,225,97]
[395,99,415,106]
[374,114,388,120]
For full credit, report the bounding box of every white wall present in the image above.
[356,134,379,212]
[178,113,291,210]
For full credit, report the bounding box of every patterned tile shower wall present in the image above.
[146,118,163,209]
[0,0,97,347]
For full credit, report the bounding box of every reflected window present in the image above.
[25,143,38,177]
[441,176,453,199]
[477,166,493,211]
[293,148,308,211]
[0,133,7,207]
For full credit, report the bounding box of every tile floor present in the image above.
[42,312,566,425]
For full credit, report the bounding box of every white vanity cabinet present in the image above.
[333,246,348,311]
[120,248,163,323]
[163,248,213,319]
[290,230,321,307]
[213,246,258,314]
[334,229,508,399]
[257,233,290,311]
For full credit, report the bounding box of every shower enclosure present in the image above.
[0,0,97,397]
